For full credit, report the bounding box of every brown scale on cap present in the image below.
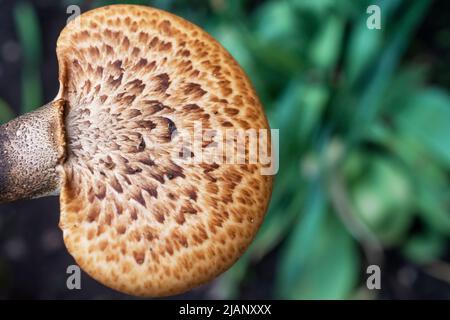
[0,4,273,297]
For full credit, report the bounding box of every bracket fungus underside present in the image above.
[0,5,273,296]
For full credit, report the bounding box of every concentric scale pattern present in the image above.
[56,5,272,296]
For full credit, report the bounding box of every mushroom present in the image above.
[0,5,273,296]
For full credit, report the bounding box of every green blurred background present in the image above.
[0,0,449,299]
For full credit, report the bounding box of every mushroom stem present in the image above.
[0,99,66,203]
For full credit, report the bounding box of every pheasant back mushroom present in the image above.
[0,5,273,296]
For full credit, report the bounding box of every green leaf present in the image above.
[348,0,431,143]
[308,15,345,70]
[379,65,427,115]
[255,0,298,42]
[289,0,335,14]
[345,0,406,84]
[350,155,413,245]
[271,78,328,148]
[251,1,307,73]
[346,19,383,84]
[289,0,359,16]
[276,181,359,299]
[373,124,450,235]
[395,88,450,168]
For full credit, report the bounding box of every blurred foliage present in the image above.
[1,0,449,299]
[13,1,43,113]
[0,98,14,124]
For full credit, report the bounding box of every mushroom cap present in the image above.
[56,5,272,296]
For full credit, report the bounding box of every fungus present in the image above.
[0,5,273,296]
